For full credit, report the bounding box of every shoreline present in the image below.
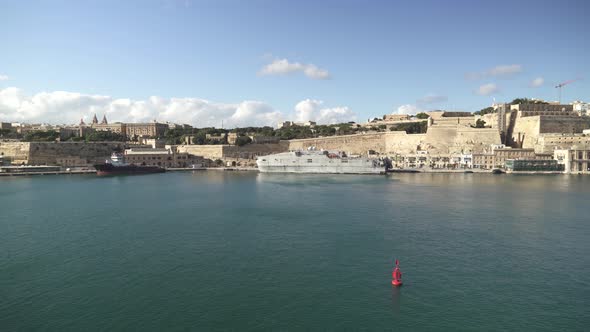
[0,167,571,177]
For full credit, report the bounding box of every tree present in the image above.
[416,112,429,119]
[474,119,486,128]
[23,130,60,142]
[474,107,495,115]
[389,121,428,134]
[235,135,252,146]
[85,131,126,142]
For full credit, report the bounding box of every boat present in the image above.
[94,153,165,176]
[256,148,385,174]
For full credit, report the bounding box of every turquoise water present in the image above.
[1,172,589,331]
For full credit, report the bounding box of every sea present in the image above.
[1,172,589,331]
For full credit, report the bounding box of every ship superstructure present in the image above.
[256,149,384,174]
[94,153,165,176]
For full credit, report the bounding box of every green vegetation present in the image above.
[389,121,428,134]
[474,107,495,115]
[234,136,252,146]
[510,98,548,105]
[416,112,429,119]
[85,131,126,142]
[23,130,60,142]
[474,119,486,128]
[0,129,21,139]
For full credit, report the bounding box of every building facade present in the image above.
[124,148,204,168]
[126,122,168,138]
[554,146,590,174]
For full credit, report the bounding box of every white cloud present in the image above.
[396,104,423,115]
[0,87,356,127]
[466,64,523,80]
[530,77,544,87]
[259,58,330,80]
[0,87,283,127]
[487,64,522,77]
[0,74,9,81]
[476,83,499,96]
[294,99,356,124]
[417,94,448,104]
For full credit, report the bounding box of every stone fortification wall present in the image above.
[176,142,288,160]
[176,145,225,160]
[0,141,124,166]
[0,141,31,164]
[384,132,425,154]
[222,142,289,159]
[453,128,501,153]
[536,134,590,154]
[430,117,477,127]
[29,142,124,166]
[510,115,541,149]
[538,116,590,134]
[288,133,386,155]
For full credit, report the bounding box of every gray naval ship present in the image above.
[256,148,387,174]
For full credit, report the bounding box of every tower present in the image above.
[92,114,98,125]
[101,114,108,124]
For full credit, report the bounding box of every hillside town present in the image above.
[1,98,590,175]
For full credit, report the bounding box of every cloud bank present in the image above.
[396,104,424,115]
[466,64,523,80]
[259,58,330,80]
[294,99,356,124]
[417,94,448,104]
[530,77,544,87]
[476,83,499,96]
[0,87,354,127]
[0,74,9,81]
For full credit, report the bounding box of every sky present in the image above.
[0,0,589,127]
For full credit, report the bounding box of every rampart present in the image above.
[176,142,288,160]
[0,141,125,166]
[288,133,386,155]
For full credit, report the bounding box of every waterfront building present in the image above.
[571,101,589,116]
[472,147,551,169]
[505,159,564,172]
[554,145,590,174]
[92,122,127,135]
[125,122,168,138]
[124,148,204,168]
[206,133,228,143]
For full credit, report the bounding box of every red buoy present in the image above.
[392,259,403,286]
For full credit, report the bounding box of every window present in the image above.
[307,159,313,163]
[341,160,348,163]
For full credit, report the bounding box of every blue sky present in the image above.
[0,0,589,126]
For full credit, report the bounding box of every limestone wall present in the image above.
[538,116,590,134]
[29,142,125,166]
[384,132,425,154]
[0,141,31,164]
[176,145,225,160]
[176,142,288,160]
[453,128,501,153]
[0,141,125,166]
[288,133,386,155]
[510,115,540,149]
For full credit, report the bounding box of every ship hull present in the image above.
[257,164,383,174]
[94,164,166,176]
[256,151,385,175]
